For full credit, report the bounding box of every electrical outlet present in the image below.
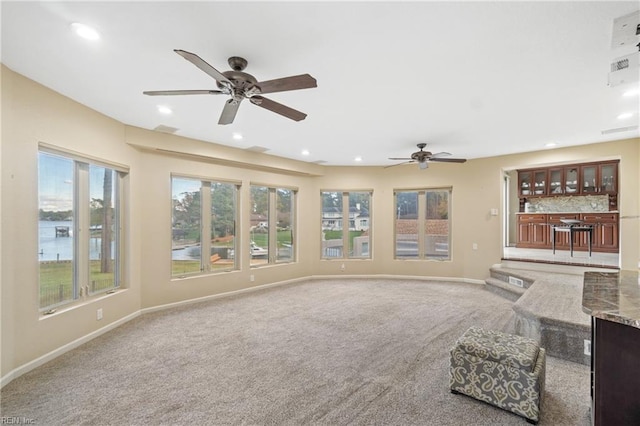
[341,263,345,271]
[584,339,591,356]
[250,274,255,282]
[97,308,103,321]
[472,243,478,250]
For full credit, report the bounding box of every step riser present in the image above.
[490,270,535,289]
[485,283,522,302]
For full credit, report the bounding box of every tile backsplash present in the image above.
[525,195,609,213]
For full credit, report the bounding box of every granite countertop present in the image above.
[582,270,640,329]
[516,211,619,214]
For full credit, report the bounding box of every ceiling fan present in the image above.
[143,49,317,125]
[387,143,467,169]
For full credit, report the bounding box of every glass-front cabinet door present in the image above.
[533,170,547,195]
[519,171,532,196]
[549,168,563,194]
[565,167,579,194]
[581,165,598,194]
[599,163,617,193]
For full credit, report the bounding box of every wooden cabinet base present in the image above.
[592,318,640,425]
[516,213,619,253]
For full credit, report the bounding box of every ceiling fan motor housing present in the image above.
[217,70,259,98]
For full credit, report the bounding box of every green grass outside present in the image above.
[39,260,116,308]
[250,230,293,248]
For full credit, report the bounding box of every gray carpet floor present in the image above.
[1,279,590,425]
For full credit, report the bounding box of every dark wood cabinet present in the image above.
[516,214,548,248]
[547,214,580,249]
[518,169,548,197]
[518,160,618,199]
[581,213,619,253]
[581,162,618,195]
[516,213,619,252]
[592,318,640,425]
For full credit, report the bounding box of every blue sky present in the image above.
[38,152,115,211]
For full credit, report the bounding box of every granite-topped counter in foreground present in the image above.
[582,270,640,329]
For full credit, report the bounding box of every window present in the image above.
[38,148,127,310]
[321,191,371,259]
[276,188,294,263]
[395,188,451,260]
[172,176,239,277]
[250,185,296,266]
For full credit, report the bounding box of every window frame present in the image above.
[171,174,240,278]
[321,190,372,260]
[38,145,128,312]
[394,187,452,261]
[249,183,297,267]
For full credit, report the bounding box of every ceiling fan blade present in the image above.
[256,74,317,94]
[429,158,467,163]
[218,99,241,125]
[384,160,415,169]
[174,49,233,86]
[249,96,307,121]
[430,151,452,158]
[143,89,225,96]
[388,157,412,160]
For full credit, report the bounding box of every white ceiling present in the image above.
[2,1,639,166]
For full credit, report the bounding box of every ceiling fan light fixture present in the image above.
[70,23,100,41]
[419,161,428,170]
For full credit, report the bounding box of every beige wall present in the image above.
[1,67,143,379]
[2,65,639,382]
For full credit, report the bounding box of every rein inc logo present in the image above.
[1,418,36,425]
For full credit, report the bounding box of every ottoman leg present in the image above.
[525,418,538,425]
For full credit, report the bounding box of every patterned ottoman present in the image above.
[449,327,546,424]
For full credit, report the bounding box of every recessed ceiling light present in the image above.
[617,112,633,120]
[354,156,363,162]
[232,132,243,140]
[544,142,557,148]
[70,23,100,41]
[157,105,172,115]
[301,150,310,156]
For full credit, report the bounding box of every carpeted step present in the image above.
[484,277,526,302]
[489,266,537,289]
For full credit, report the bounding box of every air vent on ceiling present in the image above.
[610,57,630,72]
[153,125,179,134]
[608,52,639,86]
[601,125,639,135]
[245,146,270,153]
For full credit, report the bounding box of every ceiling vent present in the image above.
[245,146,269,153]
[608,52,639,86]
[153,124,179,134]
[601,125,639,135]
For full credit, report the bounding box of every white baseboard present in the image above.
[307,274,485,285]
[140,277,309,314]
[1,311,140,388]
